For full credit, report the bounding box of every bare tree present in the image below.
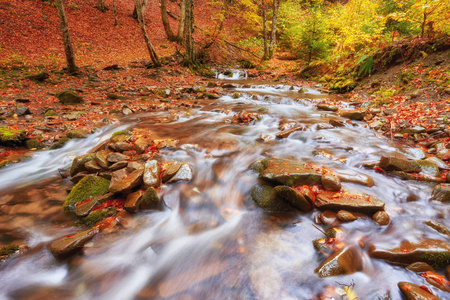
[177,0,186,42]
[55,0,76,74]
[133,0,148,20]
[134,0,161,66]
[268,0,278,59]
[184,0,195,65]
[161,0,177,41]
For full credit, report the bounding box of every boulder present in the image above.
[430,184,450,203]
[379,156,421,173]
[315,192,385,213]
[70,154,95,177]
[251,185,293,212]
[162,161,182,182]
[49,228,99,260]
[0,127,27,146]
[167,162,193,183]
[56,90,83,104]
[370,239,450,268]
[273,185,312,212]
[64,176,110,211]
[315,246,362,277]
[143,160,161,188]
[109,169,144,194]
[336,172,374,187]
[255,157,322,186]
[321,174,341,191]
[66,129,88,139]
[398,282,440,300]
[339,109,365,121]
[140,187,163,210]
[372,211,390,225]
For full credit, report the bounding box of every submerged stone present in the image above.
[315,192,385,213]
[273,185,312,212]
[49,228,99,260]
[251,185,293,212]
[398,282,440,300]
[430,184,450,203]
[315,246,362,277]
[379,156,421,173]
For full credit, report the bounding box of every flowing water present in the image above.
[0,71,448,299]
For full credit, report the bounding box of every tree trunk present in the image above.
[268,0,278,59]
[133,0,147,20]
[261,3,268,61]
[113,0,118,26]
[177,0,186,43]
[161,0,177,41]
[421,11,427,38]
[97,0,107,12]
[184,0,195,65]
[55,0,76,74]
[134,0,161,66]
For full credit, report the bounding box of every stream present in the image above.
[0,70,448,299]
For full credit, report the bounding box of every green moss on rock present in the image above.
[0,127,26,146]
[69,153,95,176]
[81,207,117,227]
[421,252,450,269]
[0,244,20,256]
[26,138,44,149]
[56,90,83,104]
[50,136,70,149]
[64,176,110,211]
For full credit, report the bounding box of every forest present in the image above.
[0,0,449,299]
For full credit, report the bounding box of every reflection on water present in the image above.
[0,76,449,299]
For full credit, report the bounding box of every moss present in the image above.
[81,207,117,227]
[232,92,240,99]
[56,90,83,104]
[64,176,110,211]
[111,130,131,137]
[45,109,57,117]
[50,136,70,149]
[0,244,20,257]
[66,129,88,139]
[421,252,450,269]
[140,187,162,210]
[0,127,26,146]
[26,138,44,149]
[69,153,95,176]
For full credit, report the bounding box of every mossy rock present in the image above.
[81,207,117,227]
[251,185,293,212]
[50,136,70,149]
[331,78,356,93]
[26,138,44,149]
[238,59,256,69]
[0,244,21,257]
[64,176,110,211]
[110,130,132,143]
[45,109,57,117]
[0,155,32,169]
[70,153,95,176]
[0,127,26,146]
[66,129,88,139]
[140,187,162,210]
[56,90,83,104]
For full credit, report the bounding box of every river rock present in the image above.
[336,172,374,187]
[389,171,445,183]
[74,193,115,217]
[273,185,312,212]
[140,187,163,210]
[95,150,111,169]
[134,137,152,154]
[329,119,346,127]
[107,152,130,163]
[127,161,144,173]
[425,221,450,237]
[143,160,161,187]
[66,129,88,139]
[315,246,362,277]
[339,109,365,121]
[319,210,337,225]
[275,126,303,139]
[251,185,293,212]
[336,210,358,222]
[430,184,450,203]
[111,142,132,152]
[109,169,144,194]
[417,160,440,177]
[49,228,99,260]
[85,160,103,173]
[317,103,338,112]
[70,154,95,177]
[167,162,193,183]
[315,192,385,213]
[424,157,450,170]
[64,176,111,211]
[379,156,422,173]
[56,90,83,104]
[255,157,322,186]
[406,262,435,273]
[446,265,450,280]
[372,211,390,225]
[370,239,450,268]
[321,174,341,191]
[162,161,182,182]
[398,282,440,300]
[124,190,144,212]
[108,161,128,171]
[70,172,89,184]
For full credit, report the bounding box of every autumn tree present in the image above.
[134,0,161,66]
[184,0,196,65]
[55,0,77,74]
[161,0,177,42]
[261,0,278,61]
[178,0,186,42]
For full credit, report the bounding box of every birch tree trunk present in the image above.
[55,0,77,74]
[184,0,195,65]
[268,0,278,59]
[134,0,161,66]
[161,0,177,41]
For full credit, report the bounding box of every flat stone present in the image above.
[430,184,450,203]
[273,185,312,212]
[275,126,303,139]
[315,192,385,213]
[398,282,440,300]
[134,137,152,154]
[315,246,363,277]
[339,109,365,121]
[127,161,144,173]
[317,103,338,112]
[109,169,143,194]
[108,161,128,171]
[162,161,182,182]
[406,262,435,273]
[143,160,161,188]
[111,142,132,152]
[257,157,322,186]
[85,160,103,173]
[95,150,111,169]
[425,221,450,237]
[379,156,421,173]
[251,185,293,212]
[329,119,346,127]
[74,193,114,217]
[167,162,193,183]
[319,210,337,225]
[107,152,130,163]
[49,228,99,260]
[372,211,390,225]
[321,174,341,191]
[124,190,144,212]
[336,172,374,187]
[370,238,450,268]
[336,210,358,222]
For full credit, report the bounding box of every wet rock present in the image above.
[140,187,162,210]
[66,129,88,139]
[370,239,450,268]
[108,160,128,171]
[329,119,346,127]
[107,152,130,163]
[424,157,450,170]
[84,160,103,173]
[275,126,303,138]
[110,130,131,143]
[273,185,312,212]
[56,90,83,104]
[430,184,450,203]
[379,156,422,173]
[82,207,117,227]
[70,172,90,184]
[13,105,31,116]
[389,171,445,183]
[417,160,440,177]
[321,174,341,191]
[74,193,114,217]
[446,265,450,280]
[317,103,338,112]
[339,109,365,121]
[0,244,27,262]
[256,157,322,186]
[157,139,178,149]
[167,162,193,183]
[406,262,435,273]
[124,190,144,212]
[436,149,450,161]
[111,142,132,152]
[315,192,385,213]
[319,210,337,225]
[398,282,440,300]
[64,176,110,211]
[315,246,362,277]
[425,221,450,237]
[127,161,144,173]
[143,160,160,188]
[70,154,96,177]
[251,185,293,212]
[95,150,111,169]
[336,172,374,187]
[162,161,182,182]
[372,211,390,225]
[0,127,27,146]
[133,137,152,154]
[49,228,99,260]
[336,210,358,222]
[109,169,143,194]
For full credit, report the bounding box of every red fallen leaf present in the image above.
[374,166,385,174]
[76,198,92,206]
[419,285,433,294]
[94,216,117,231]
[399,248,410,253]
[421,271,450,288]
